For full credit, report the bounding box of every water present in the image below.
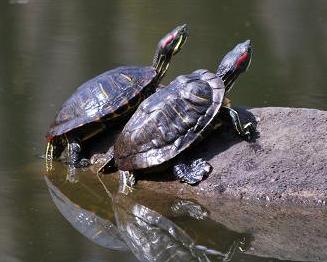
[0,0,326,261]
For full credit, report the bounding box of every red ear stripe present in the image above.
[47,135,53,142]
[236,52,249,68]
[161,34,174,48]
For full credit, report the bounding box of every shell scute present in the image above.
[47,66,156,138]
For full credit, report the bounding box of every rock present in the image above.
[137,107,327,207]
[199,107,327,205]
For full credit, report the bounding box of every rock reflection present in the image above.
[44,166,250,261]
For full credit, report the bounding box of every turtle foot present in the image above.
[173,159,212,185]
[119,170,136,194]
[242,122,256,141]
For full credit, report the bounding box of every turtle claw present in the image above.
[173,159,212,185]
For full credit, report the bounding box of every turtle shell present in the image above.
[114,69,225,171]
[47,66,156,139]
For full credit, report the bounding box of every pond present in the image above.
[1,0,326,261]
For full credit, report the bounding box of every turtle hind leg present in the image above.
[173,158,212,185]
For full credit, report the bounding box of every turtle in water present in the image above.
[112,40,255,186]
[45,24,188,168]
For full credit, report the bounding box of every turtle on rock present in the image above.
[110,40,255,187]
[45,24,188,168]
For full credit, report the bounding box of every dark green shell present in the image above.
[115,69,225,171]
[47,66,156,139]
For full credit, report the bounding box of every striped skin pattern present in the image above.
[115,69,225,171]
[47,66,156,140]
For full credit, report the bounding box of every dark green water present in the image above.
[1,0,326,261]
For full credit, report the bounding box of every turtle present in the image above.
[45,24,188,168]
[112,40,255,186]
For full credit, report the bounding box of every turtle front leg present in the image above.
[67,139,90,168]
[220,106,255,141]
[173,158,212,185]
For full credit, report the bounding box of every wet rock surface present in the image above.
[138,107,327,207]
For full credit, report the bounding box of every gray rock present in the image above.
[200,107,327,206]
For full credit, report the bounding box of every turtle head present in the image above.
[153,24,188,82]
[216,40,252,93]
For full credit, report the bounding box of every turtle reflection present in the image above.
[44,170,250,261]
[44,175,128,251]
[113,197,246,262]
